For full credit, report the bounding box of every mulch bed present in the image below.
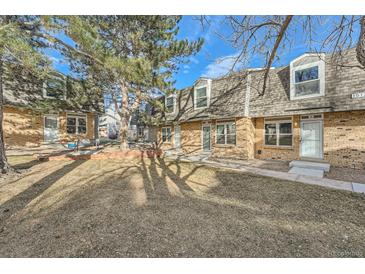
[41,149,163,161]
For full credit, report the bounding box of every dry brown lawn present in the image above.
[0,156,364,257]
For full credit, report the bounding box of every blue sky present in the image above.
[173,16,361,89]
[48,16,361,90]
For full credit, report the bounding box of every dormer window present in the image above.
[194,79,211,109]
[290,54,325,100]
[165,95,175,113]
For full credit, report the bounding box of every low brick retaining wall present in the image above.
[40,149,162,161]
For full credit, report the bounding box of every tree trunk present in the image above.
[118,82,130,150]
[356,16,365,67]
[119,113,130,150]
[0,59,12,174]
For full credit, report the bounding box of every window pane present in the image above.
[226,123,236,135]
[78,118,86,126]
[45,118,57,129]
[162,128,171,142]
[279,135,292,146]
[265,123,276,135]
[295,80,320,97]
[227,134,236,145]
[295,66,318,83]
[166,97,174,113]
[45,79,63,98]
[166,97,174,106]
[78,126,87,134]
[67,126,76,134]
[265,134,277,146]
[166,105,174,113]
[167,128,171,142]
[279,123,292,134]
[196,87,206,98]
[67,117,76,126]
[196,97,207,108]
[217,134,225,144]
[217,125,225,135]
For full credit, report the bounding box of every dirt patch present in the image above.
[0,158,364,257]
[326,166,365,184]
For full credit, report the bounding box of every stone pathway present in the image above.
[166,155,365,194]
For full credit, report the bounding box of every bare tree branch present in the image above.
[260,15,293,96]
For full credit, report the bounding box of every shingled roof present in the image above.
[164,72,249,123]
[248,48,365,117]
[164,48,365,123]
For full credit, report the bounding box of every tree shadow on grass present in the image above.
[130,156,205,207]
[0,160,87,227]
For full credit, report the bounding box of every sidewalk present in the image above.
[166,155,365,194]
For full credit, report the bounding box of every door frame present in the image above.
[300,117,324,159]
[43,114,59,143]
[201,123,211,151]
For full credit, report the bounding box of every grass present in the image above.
[0,156,364,257]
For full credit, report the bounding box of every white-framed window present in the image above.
[216,121,236,145]
[290,54,325,100]
[194,79,211,109]
[165,96,175,113]
[67,114,87,134]
[42,77,67,99]
[264,119,293,147]
[162,127,172,143]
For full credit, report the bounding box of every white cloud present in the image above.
[183,70,189,74]
[183,65,190,69]
[202,53,241,78]
[189,56,199,64]
[49,56,61,64]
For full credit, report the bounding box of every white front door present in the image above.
[300,120,323,159]
[174,125,181,149]
[44,115,59,143]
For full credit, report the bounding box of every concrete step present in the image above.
[289,160,330,172]
[288,167,324,178]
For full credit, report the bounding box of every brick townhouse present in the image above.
[158,48,365,169]
[2,69,98,148]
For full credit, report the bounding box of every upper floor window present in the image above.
[165,96,175,113]
[290,54,325,100]
[43,77,66,99]
[194,79,211,110]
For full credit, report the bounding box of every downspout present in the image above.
[244,72,251,117]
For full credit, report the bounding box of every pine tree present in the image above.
[61,16,203,149]
[0,16,51,173]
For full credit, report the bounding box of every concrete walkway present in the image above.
[166,155,365,194]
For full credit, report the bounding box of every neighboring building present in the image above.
[98,94,157,143]
[158,49,365,169]
[3,70,98,148]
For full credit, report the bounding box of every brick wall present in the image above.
[3,106,43,147]
[159,117,254,159]
[180,121,202,154]
[3,107,96,147]
[159,111,365,169]
[157,122,203,154]
[324,110,365,169]
[254,115,300,161]
[211,117,254,159]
